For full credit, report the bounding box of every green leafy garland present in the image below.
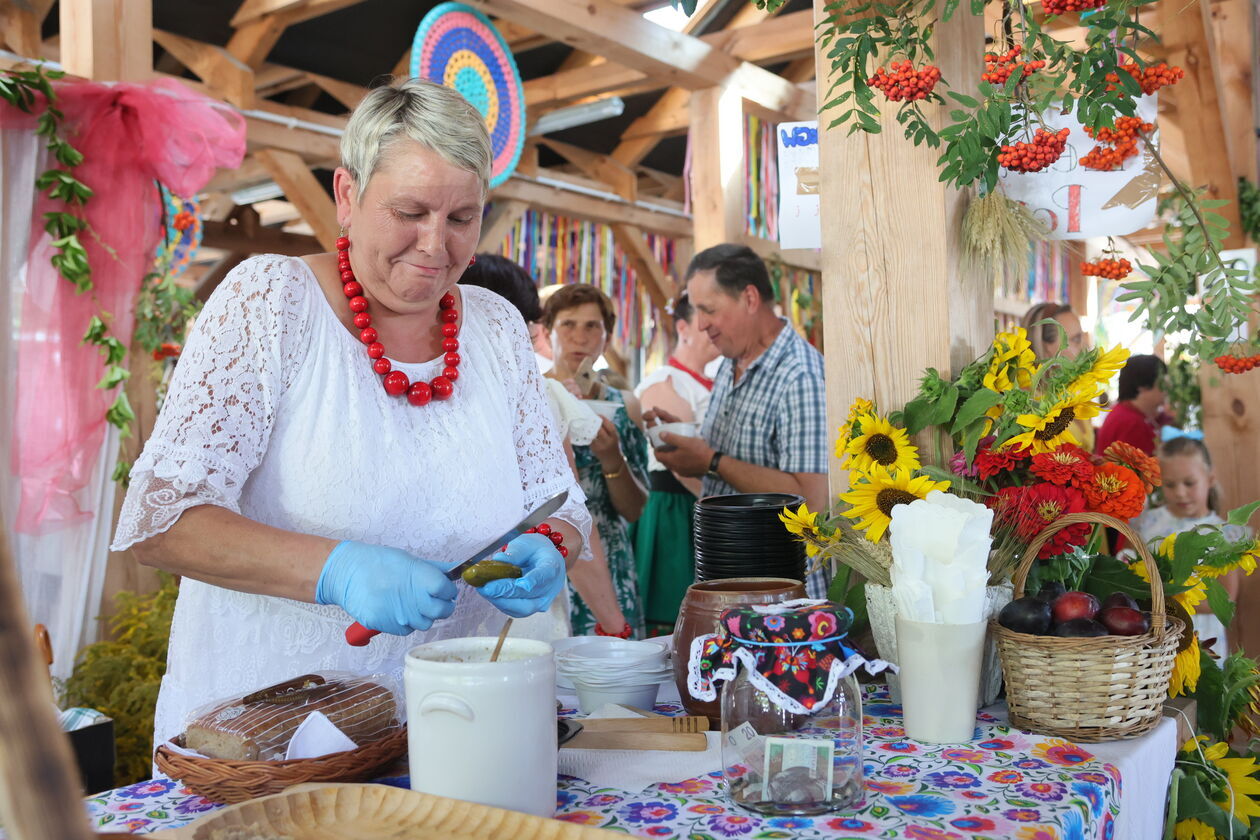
[0,65,135,437]
[806,0,1257,363]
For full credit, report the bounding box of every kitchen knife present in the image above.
[344,489,570,646]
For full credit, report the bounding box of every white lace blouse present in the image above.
[111,255,590,744]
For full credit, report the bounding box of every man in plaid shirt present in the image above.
[653,244,828,515]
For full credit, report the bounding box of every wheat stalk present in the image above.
[961,189,1049,280]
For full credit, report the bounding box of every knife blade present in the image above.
[344,489,570,646]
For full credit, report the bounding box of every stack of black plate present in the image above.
[693,493,807,583]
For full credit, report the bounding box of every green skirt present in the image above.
[630,488,696,632]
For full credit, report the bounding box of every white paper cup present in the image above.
[648,421,698,450]
[581,399,621,421]
[895,617,986,744]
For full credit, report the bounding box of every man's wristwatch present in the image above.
[706,451,724,480]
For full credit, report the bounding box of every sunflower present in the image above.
[1183,736,1260,823]
[1173,818,1215,840]
[1003,385,1103,454]
[844,413,921,475]
[1132,544,1208,611]
[840,467,951,542]
[1072,344,1131,394]
[1169,633,1202,697]
[779,504,824,557]
[983,327,1038,393]
[834,397,876,456]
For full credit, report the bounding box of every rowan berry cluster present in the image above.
[867,62,942,102]
[1041,0,1106,14]
[997,127,1070,173]
[981,45,1047,85]
[1106,62,1185,96]
[1080,257,1132,279]
[1080,116,1154,171]
[1215,354,1260,374]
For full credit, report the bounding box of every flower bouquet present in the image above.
[778,327,1153,705]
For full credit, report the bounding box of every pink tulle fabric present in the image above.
[4,78,245,534]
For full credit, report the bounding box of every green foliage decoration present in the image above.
[61,574,177,785]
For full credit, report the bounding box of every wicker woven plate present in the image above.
[155,782,626,839]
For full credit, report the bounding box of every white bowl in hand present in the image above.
[581,399,622,421]
[648,421,698,450]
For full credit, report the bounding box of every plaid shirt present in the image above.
[700,321,827,499]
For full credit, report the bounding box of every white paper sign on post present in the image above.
[776,121,821,250]
[999,95,1160,240]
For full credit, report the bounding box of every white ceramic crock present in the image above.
[405,637,557,816]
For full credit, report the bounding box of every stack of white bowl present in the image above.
[554,638,673,714]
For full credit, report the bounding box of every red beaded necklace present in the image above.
[336,235,461,406]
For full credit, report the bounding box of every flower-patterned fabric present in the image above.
[688,600,893,714]
[78,687,1122,840]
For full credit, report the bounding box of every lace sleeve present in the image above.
[111,256,313,551]
[465,286,592,554]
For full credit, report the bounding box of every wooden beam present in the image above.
[227,16,289,68]
[523,15,814,110]
[478,199,528,251]
[538,138,638,201]
[0,0,53,57]
[611,223,674,312]
[781,56,816,84]
[153,29,255,108]
[231,0,365,27]
[308,70,368,110]
[713,9,813,65]
[814,0,989,497]
[467,0,738,90]
[59,0,152,81]
[255,148,339,250]
[1208,0,1257,182]
[200,219,320,256]
[1160,0,1245,247]
[492,176,689,237]
[689,82,744,249]
[740,234,821,274]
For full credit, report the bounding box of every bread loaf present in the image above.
[185,674,397,761]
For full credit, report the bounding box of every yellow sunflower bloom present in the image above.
[1072,344,1131,394]
[779,504,825,558]
[834,398,876,457]
[840,467,950,542]
[1004,385,1104,454]
[1169,633,1202,697]
[1187,736,1260,823]
[983,327,1038,393]
[1130,551,1208,612]
[844,414,921,474]
[1173,818,1215,840]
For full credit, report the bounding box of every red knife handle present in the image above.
[345,622,378,646]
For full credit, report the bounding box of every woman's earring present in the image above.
[469,255,477,267]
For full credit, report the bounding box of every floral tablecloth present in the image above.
[86,686,1122,840]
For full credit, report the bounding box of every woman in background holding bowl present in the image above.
[543,285,649,637]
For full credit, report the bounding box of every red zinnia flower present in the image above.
[1029,443,1095,488]
[1083,462,1147,521]
[975,442,1030,480]
[1013,483,1090,558]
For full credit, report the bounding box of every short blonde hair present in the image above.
[340,78,492,199]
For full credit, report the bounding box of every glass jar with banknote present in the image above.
[687,601,889,816]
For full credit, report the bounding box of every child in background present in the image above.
[1133,436,1251,651]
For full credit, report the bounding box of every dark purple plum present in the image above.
[1036,581,1067,604]
[998,596,1053,635]
[1102,592,1140,612]
[1055,618,1108,637]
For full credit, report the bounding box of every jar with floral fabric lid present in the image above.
[687,599,895,816]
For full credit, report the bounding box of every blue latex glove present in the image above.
[475,532,567,618]
[316,541,458,635]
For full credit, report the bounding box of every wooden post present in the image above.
[689,81,745,250]
[59,0,152,81]
[813,2,988,497]
[0,518,95,840]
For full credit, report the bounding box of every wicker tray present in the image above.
[992,511,1184,742]
[151,782,627,840]
[153,727,407,804]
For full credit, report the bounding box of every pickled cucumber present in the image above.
[461,559,524,587]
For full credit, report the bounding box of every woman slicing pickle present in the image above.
[111,78,590,747]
